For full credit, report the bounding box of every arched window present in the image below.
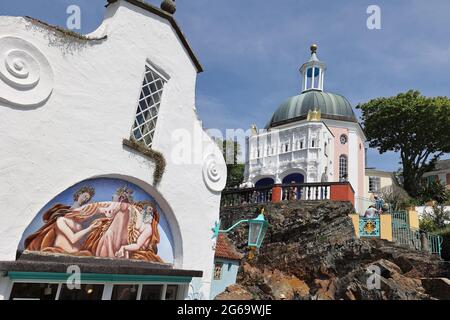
[339,155,348,182]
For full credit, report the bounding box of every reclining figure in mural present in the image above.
[24,186,101,256]
[24,186,163,263]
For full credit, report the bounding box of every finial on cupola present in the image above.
[310,44,318,54]
[161,0,176,15]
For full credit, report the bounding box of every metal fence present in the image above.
[392,210,408,224]
[391,212,443,256]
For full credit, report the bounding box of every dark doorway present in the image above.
[282,173,304,184]
[255,178,275,188]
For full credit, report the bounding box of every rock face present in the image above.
[218,201,450,300]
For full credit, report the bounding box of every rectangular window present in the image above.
[214,263,223,280]
[58,284,104,300]
[131,64,167,148]
[369,177,381,193]
[9,283,58,300]
[111,284,138,300]
[165,285,179,300]
[140,285,163,300]
[339,155,348,182]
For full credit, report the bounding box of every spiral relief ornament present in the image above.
[202,153,227,192]
[0,37,54,107]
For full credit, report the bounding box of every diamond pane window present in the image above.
[131,64,167,148]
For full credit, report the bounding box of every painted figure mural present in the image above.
[20,178,174,263]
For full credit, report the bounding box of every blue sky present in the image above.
[1,0,449,171]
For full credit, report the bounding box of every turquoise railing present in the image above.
[391,215,443,256]
[392,210,408,224]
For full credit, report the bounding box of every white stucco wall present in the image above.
[0,1,225,299]
[347,129,359,195]
[246,121,334,185]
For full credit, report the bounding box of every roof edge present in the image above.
[267,113,358,129]
[24,16,108,41]
[112,0,203,73]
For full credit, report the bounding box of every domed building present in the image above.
[244,45,366,208]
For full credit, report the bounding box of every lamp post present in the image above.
[212,209,269,257]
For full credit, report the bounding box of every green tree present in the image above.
[357,90,450,197]
[216,139,245,188]
[417,180,449,205]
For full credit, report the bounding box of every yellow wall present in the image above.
[349,214,359,238]
[350,214,393,241]
[407,208,420,229]
[379,214,392,241]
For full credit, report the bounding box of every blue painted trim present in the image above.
[8,271,192,283]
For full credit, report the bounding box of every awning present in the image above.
[0,252,202,283]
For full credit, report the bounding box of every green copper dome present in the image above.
[266,90,357,129]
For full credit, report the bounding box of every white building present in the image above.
[0,0,226,300]
[244,45,366,207]
[422,159,450,190]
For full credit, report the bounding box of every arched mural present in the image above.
[18,178,174,264]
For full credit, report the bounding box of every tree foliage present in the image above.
[417,180,450,205]
[216,139,245,189]
[357,90,450,197]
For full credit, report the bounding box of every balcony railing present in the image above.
[220,182,354,207]
[281,183,331,201]
[221,186,273,207]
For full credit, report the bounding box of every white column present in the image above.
[0,275,12,300]
[101,283,114,300]
[348,129,359,199]
[303,72,307,91]
[317,68,322,90]
[320,69,324,91]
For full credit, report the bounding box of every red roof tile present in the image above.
[215,234,243,261]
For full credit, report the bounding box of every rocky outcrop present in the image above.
[217,201,450,300]
[421,278,450,300]
[214,284,254,300]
